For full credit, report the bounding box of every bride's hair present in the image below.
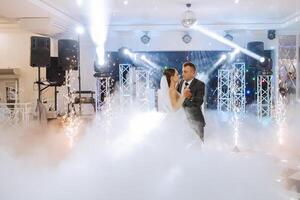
[163,68,176,87]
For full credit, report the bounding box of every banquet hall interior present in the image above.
[0,0,300,199]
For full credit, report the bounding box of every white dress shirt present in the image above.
[181,78,194,95]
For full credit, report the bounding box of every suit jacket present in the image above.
[177,78,206,126]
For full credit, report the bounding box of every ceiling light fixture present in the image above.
[182,33,192,44]
[181,3,198,28]
[141,32,151,44]
[224,31,233,41]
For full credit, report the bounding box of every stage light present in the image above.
[224,33,233,41]
[233,48,240,54]
[192,25,265,63]
[260,57,265,63]
[123,48,131,55]
[221,54,227,60]
[200,53,227,83]
[234,0,239,4]
[123,0,128,5]
[229,48,240,61]
[120,47,142,62]
[141,33,151,44]
[118,47,159,70]
[141,55,147,61]
[96,46,105,66]
[119,47,134,58]
[267,30,276,40]
[89,0,109,66]
[140,55,160,70]
[76,26,85,34]
[246,90,251,94]
[182,33,192,44]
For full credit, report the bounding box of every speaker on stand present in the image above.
[58,39,79,116]
[30,36,51,101]
[46,57,66,111]
[46,57,66,86]
[30,36,51,122]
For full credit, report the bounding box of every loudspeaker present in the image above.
[268,30,276,40]
[46,57,65,86]
[58,39,79,70]
[30,36,50,67]
[247,41,264,67]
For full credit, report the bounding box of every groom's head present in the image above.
[182,62,196,81]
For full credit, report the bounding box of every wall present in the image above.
[0,28,56,105]
[105,30,278,52]
[2,27,297,113]
[0,27,97,113]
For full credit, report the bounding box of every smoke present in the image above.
[0,102,299,200]
[88,0,112,65]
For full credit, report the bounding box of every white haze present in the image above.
[0,101,299,200]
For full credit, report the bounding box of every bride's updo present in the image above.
[163,68,176,87]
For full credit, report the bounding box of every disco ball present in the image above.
[181,3,197,28]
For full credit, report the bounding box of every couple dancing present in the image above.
[158,62,206,142]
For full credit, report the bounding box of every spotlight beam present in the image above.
[123,49,161,70]
[140,55,161,70]
[207,54,227,75]
[192,25,265,63]
[198,53,227,83]
[200,49,240,84]
[89,0,111,67]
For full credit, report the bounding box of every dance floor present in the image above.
[0,105,300,200]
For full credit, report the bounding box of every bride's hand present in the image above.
[183,88,192,99]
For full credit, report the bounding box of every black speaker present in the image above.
[58,39,79,70]
[30,36,50,67]
[247,41,264,67]
[46,57,65,86]
[268,30,276,40]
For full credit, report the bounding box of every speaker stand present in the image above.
[38,66,41,101]
[54,86,58,111]
[67,69,71,117]
[66,70,76,117]
[77,34,82,115]
[36,66,44,122]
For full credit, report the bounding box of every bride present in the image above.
[158,68,191,112]
[157,68,201,147]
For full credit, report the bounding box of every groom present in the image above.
[177,62,206,142]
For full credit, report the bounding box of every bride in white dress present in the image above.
[158,68,187,113]
[156,68,201,148]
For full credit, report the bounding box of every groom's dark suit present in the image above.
[177,78,206,141]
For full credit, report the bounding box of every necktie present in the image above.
[184,82,189,89]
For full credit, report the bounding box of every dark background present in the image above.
[95,50,273,109]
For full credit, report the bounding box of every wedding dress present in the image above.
[156,75,200,148]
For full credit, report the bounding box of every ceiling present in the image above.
[0,0,300,35]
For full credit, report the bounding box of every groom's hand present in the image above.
[183,88,192,99]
